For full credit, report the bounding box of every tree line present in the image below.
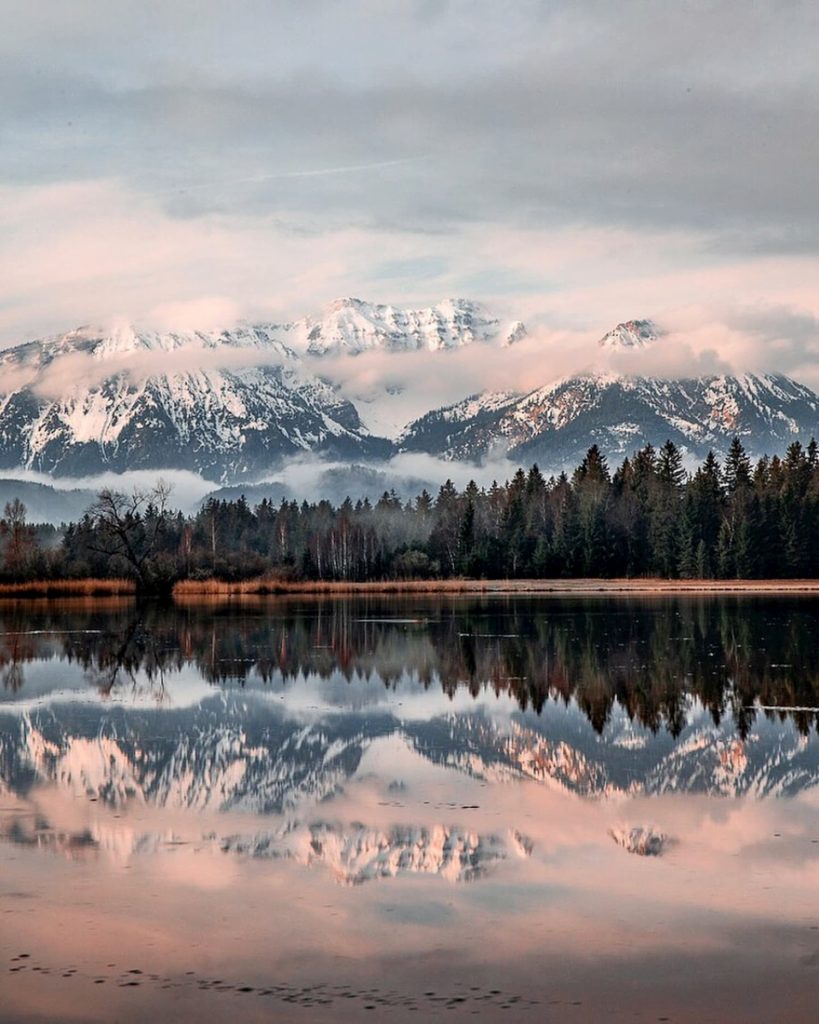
[1,437,818,591]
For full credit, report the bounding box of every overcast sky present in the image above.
[3,0,819,378]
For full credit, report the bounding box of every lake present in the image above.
[2,595,819,1022]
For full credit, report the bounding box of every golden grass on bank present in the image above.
[172,576,819,600]
[0,578,136,598]
[172,577,487,598]
[4,576,819,604]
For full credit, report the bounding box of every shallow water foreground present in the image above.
[2,595,819,1022]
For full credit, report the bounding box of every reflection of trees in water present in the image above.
[0,618,40,692]
[85,618,170,701]
[2,597,819,736]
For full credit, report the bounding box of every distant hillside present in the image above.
[202,464,436,508]
[0,479,95,524]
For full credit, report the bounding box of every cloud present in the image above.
[4,2,819,246]
[0,0,818,388]
[222,450,528,504]
[0,466,216,514]
[146,297,243,333]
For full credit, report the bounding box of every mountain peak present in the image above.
[599,318,660,350]
[327,296,366,312]
[299,298,525,356]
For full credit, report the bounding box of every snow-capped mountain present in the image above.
[0,799,529,882]
[0,320,384,480]
[0,300,519,480]
[400,320,819,465]
[220,822,529,884]
[288,296,526,356]
[1,307,818,482]
[599,318,661,349]
[2,692,817,816]
[3,699,388,813]
[404,704,819,799]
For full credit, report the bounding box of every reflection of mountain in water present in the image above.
[1,699,391,812]
[0,807,530,884]
[4,597,819,734]
[1,596,819,806]
[2,693,818,808]
[406,706,819,798]
[222,823,532,884]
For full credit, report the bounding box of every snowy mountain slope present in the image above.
[0,323,387,480]
[400,319,819,465]
[2,308,818,481]
[0,300,522,480]
[401,371,819,465]
[599,318,661,349]
[288,297,526,356]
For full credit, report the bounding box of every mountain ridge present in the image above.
[0,302,817,483]
[400,370,819,466]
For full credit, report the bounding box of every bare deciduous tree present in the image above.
[86,481,173,591]
[0,499,37,580]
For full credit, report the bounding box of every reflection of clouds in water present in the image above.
[256,669,523,724]
[0,796,532,886]
[3,602,819,1020]
[221,822,530,885]
[374,899,455,926]
[0,661,215,712]
[6,747,819,1024]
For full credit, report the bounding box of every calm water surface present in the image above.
[2,595,819,1022]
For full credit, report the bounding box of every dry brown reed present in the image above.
[172,577,819,600]
[0,578,136,598]
[172,577,486,598]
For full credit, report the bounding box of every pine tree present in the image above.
[651,441,686,577]
[724,437,751,493]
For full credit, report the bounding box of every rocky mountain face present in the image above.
[400,369,819,467]
[401,317,819,466]
[0,300,519,481]
[0,321,389,480]
[0,303,817,483]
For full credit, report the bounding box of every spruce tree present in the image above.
[724,437,752,493]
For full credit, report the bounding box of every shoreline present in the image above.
[2,577,819,600]
[170,577,819,598]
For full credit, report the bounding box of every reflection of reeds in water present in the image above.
[172,578,489,598]
[172,577,819,599]
[0,578,135,597]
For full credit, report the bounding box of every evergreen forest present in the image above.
[2,437,819,591]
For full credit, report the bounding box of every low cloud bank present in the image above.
[0,453,532,524]
[5,301,818,436]
[0,468,217,518]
